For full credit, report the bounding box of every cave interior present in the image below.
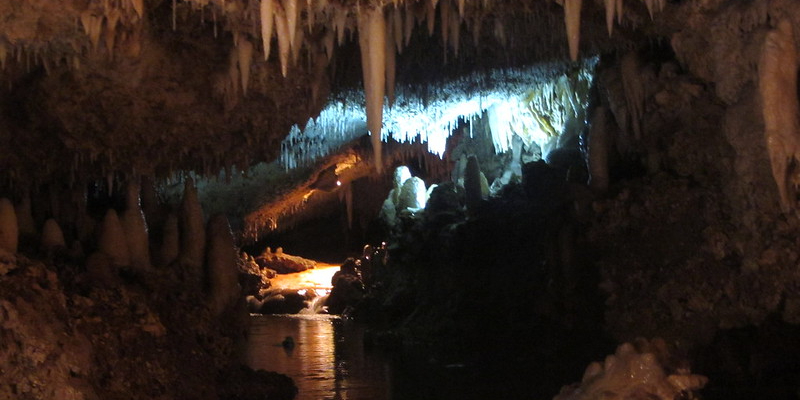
[3,0,800,399]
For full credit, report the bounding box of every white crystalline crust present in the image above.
[279,58,597,170]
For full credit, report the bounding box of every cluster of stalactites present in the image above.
[186,0,508,173]
[0,0,146,75]
[557,0,666,61]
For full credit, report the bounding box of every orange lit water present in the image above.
[245,314,390,400]
[269,263,340,291]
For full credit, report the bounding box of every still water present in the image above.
[245,314,390,400]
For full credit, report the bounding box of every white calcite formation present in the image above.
[122,182,151,271]
[553,339,707,400]
[398,176,428,210]
[179,178,206,270]
[759,19,800,213]
[98,209,130,267]
[279,60,596,171]
[40,219,66,251]
[206,214,241,315]
[0,198,18,254]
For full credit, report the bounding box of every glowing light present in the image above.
[336,180,342,186]
[279,59,597,169]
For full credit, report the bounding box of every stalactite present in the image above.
[334,5,348,45]
[237,36,254,95]
[283,0,299,51]
[206,214,241,316]
[358,5,386,173]
[261,0,275,60]
[564,0,582,61]
[403,3,414,46]
[122,182,151,271]
[275,3,291,77]
[0,198,19,254]
[392,7,403,54]
[425,0,436,36]
[759,19,800,213]
[99,209,131,267]
[132,0,144,17]
[385,14,397,108]
[604,0,615,36]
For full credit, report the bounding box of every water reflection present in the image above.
[246,314,389,400]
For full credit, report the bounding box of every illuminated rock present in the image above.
[553,339,707,400]
[398,176,427,210]
[206,214,241,315]
[0,198,18,254]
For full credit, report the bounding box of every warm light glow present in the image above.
[269,263,340,291]
[336,180,342,186]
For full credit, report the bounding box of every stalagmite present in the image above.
[758,19,800,213]
[588,107,609,193]
[98,209,131,267]
[206,214,241,316]
[464,155,483,214]
[398,176,428,210]
[358,5,387,173]
[275,4,292,77]
[122,182,151,271]
[159,213,180,267]
[41,219,66,251]
[261,0,275,60]
[0,198,18,254]
[237,37,254,95]
[179,178,206,270]
[564,0,582,61]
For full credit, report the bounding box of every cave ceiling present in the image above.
[0,0,797,196]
